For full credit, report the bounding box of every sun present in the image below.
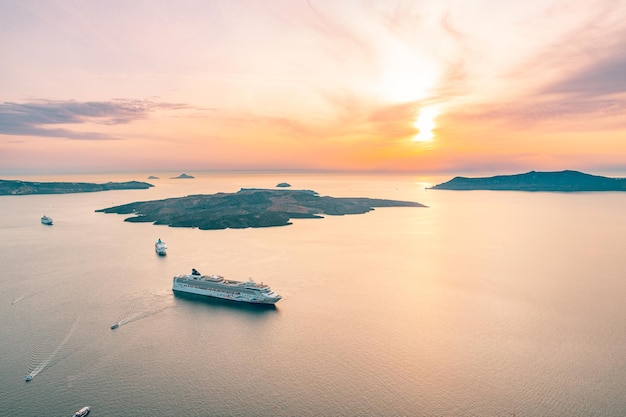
[378,44,439,104]
[413,106,439,142]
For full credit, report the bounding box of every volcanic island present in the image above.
[96,188,427,230]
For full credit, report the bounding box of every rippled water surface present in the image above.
[1,172,625,416]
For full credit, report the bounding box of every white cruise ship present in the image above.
[173,269,282,305]
[155,238,167,255]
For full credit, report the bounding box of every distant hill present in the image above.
[96,188,426,230]
[429,170,626,192]
[0,179,153,195]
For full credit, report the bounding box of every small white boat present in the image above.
[41,215,53,225]
[25,374,32,382]
[155,238,167,256]
[73,406,90,417]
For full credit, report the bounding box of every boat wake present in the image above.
[111,293,173,330]
[11,290,44,305]
[26,319,79,382]
[111,311,145,329]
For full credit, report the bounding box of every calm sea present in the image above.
[1,172,625,417]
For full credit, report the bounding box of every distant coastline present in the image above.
[429,170,626,192]
[0,179,153,195]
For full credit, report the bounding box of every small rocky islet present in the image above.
[96,188,427,230]
[171,173,194,179]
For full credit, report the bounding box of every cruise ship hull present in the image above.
[172,272,282,305]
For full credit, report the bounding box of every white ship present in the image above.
[73,406,90,417]
[41,215,53,225]
[155,238,167,255]
[173,269,282,305]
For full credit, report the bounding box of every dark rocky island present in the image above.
[0,179,153,195]
[429,170,626,192]
[276,182,291,188]
[96,188,426,230]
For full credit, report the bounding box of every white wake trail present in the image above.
[26,318,79,381]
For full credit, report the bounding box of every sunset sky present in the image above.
[1,0,625,175]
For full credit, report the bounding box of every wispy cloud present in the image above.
[473,98,625,124]
[441,2,626,130]
[0,99,188,140]
[544,53,626,98]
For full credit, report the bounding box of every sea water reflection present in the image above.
[0,172,625,416]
